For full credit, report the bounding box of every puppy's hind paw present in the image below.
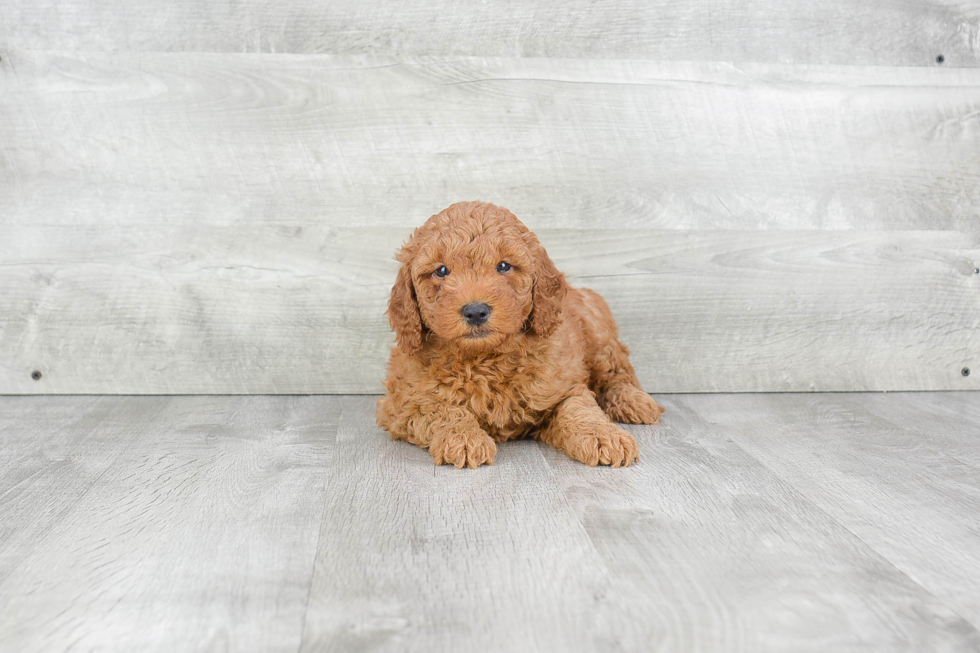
[600,384,665,425]
[429,428,497,469]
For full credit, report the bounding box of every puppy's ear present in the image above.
[527,234,569,338]
[387,262,424,355]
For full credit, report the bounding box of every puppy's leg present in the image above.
[537,388,638,467]
[578,289,664,424]
[592,340,665,424]
[377,398,496,469]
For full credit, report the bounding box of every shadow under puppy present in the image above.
[376,201,663,468]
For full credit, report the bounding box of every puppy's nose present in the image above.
[461,302,492,326]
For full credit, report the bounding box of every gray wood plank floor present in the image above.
[1,393,978,652]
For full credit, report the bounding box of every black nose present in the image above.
[461,302,491,326]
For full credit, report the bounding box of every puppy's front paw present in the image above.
[565,423,639,468]
[429,428,497,469]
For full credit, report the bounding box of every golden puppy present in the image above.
[376,201,663,468]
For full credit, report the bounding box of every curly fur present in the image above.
[376,201,664,468]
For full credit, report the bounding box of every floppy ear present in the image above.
[387,262,424,355]
[528,235,569,338]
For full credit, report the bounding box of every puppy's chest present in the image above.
[440,357,559,440]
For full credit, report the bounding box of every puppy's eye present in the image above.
[496,261,512,273]
[433,265,450,278]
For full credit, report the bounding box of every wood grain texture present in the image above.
[0,397,169,583]
[3,53,979,232]
[3,53,979,394]
[300,396,623,652]
[690,393,980,629]
[540,397,980,651]
[0,395,340,653]
[1,0,978,66]
[833,392,980,467]
[2,393,980,652]
[2,226,977,394]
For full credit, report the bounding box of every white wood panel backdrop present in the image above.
[1,0,979,66]
[3,54,980,231]
[2,224,977,393]
[1,8,979,394]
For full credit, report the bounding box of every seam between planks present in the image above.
[296,398,345,653]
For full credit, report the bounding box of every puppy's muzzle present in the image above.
[461,302,492,326]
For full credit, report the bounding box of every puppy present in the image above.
[376,201,663,468]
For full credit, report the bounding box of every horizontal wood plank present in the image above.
[1,1,977,66]
[2,53,979,231]
[2,226,977,393]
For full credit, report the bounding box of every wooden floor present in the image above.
[1,393,979,652]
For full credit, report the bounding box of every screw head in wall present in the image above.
[963,368,972,377]
[31,370,42,380]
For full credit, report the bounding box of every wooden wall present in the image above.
[1,2,978,393]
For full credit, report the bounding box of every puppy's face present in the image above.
[411,221,535,351]
[387,202,568,355]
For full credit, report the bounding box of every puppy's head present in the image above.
[387,201,568,354]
